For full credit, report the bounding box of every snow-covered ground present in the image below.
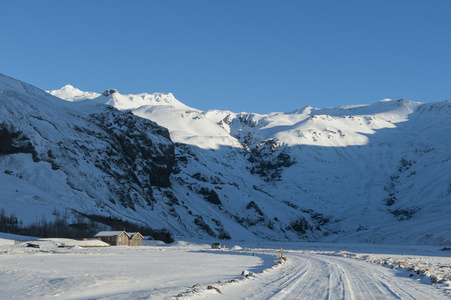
[0,234,450,299]
[206,241,451,300]
[0,236,273,299]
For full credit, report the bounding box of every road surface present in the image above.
[187,250,448,299]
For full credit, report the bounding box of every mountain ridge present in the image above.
[1,74,450,244]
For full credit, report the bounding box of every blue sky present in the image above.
[1,1,450,113]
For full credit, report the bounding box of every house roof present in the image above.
[94,231,130,238]
[128,232,144,239]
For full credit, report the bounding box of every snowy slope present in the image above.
[2,75,450,245]
[0,74,177,231]
[47,84,100,102]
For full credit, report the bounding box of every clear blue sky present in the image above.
[1,1,450,113]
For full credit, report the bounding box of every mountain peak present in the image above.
[50,84,186,109]
[47,85,100,102]
[90,90,189,110]
[289,105,314,115]
[102,89,119,97]
[60,84,77,90]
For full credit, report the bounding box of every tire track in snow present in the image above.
[247,255,404,300]
[188,250,449,299]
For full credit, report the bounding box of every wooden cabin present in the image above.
[94,231,144,246]
[128,232,144,246]
[94,231,130,246]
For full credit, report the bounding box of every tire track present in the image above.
[188,250,449,299]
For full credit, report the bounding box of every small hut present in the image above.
[128,232,144,246]
[94,231,130,246]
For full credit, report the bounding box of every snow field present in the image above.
[0,238,274,299]
[1,234,450,299]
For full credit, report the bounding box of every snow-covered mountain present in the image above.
[1,73,450,244]
[47,84,100,102]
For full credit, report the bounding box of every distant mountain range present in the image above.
[1,73,450,244]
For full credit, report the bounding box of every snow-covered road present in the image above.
[1,235,450,299]
[188,249,450,299]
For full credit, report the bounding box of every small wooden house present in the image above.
[128,232,144,246]
[94,231,130,246]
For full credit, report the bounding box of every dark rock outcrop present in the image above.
[198,188,222,205]
[248,139,295,181]
[0,125,39,161]
[102,89,118,97]
[290,217,312,234]
[91,108,174,189]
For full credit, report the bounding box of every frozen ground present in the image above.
[0,235,450,299]
[190,242,451,299]
[0,236,273,299]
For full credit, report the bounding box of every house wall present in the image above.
[117,233,129,246]
[97,233,129,246]
[129,236,142,246]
